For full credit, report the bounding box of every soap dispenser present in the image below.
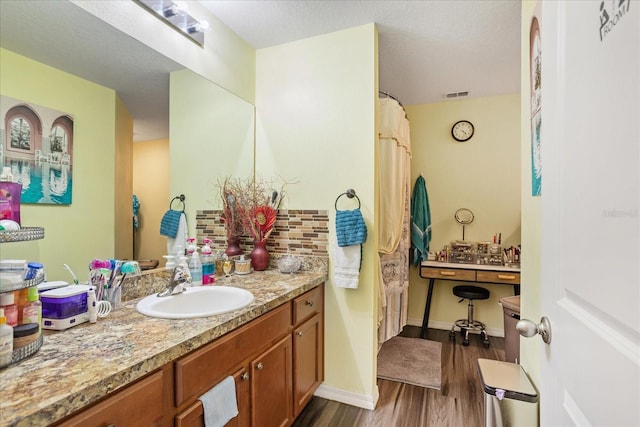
[187,239,202,286]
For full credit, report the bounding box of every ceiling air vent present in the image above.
[444,91,470,99]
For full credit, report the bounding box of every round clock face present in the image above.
[451,120,474,142]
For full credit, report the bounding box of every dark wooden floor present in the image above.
[293,326,505,427]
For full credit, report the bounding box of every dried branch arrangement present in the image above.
[218,175,296,242]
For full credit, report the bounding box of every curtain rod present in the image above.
[379,90,403,107]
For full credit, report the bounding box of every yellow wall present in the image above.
[255,24,379,406]
[114,95,133,260]
[405,94,521,333]
[511,1,542,425]
[1,48,117,282]
[132,139,169,264]
[169,69,255,240]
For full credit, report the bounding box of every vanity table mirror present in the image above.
[454,208,475,240]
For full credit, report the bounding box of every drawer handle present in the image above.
[498,274,516,280]
[241,372,249,381]
[296,331,303,337]
[439,271,456,276]
[256,362,264,370]
[305,300,314,307]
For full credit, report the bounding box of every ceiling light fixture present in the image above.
[134,0,207,46]
[162,4,180,18]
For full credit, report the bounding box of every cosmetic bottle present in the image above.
[0,293,18,327]
[0,308,13,366]
[201,238,215,285]
[22,286,42,329]
[188,249,202,286]
[0,167,14,182]
[16,288,29,324]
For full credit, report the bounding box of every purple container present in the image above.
[0,181,22,224]
[41,286,89,319]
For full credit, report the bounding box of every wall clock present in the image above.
[451,120,474,142]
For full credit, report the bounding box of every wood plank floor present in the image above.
[293,326,505,427]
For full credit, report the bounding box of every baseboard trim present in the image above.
[313,383,379,410]
[407,317,505,338]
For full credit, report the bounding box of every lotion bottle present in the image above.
[201,238,215,285]
[188,248,202,286]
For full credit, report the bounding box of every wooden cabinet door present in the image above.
[56,370,165,427]
[251,335,293,427]
[175,367,251,427]
[229,367,251,427]
[292,313,323,417]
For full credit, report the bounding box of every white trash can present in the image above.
[477,358,538,427]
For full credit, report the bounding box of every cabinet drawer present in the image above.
[175,303,291,406]
[293,285,323,325]
[420,267,476,282]
[477,271,520,285]
[57,370,164,426]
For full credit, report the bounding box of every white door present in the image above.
[539,1,639,426]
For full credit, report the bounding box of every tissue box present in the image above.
[41,285,89,319]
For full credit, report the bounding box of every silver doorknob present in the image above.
[516,316,552,344]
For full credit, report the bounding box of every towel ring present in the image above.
[170,194,186,212]
[335,189,361,210]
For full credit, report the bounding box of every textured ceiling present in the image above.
[200,0,522,105]
[0,0,183,142]
[0,1,521,141]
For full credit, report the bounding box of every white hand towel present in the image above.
[167,212,188,255]
[198,376,239,427]
[333,244,361,289]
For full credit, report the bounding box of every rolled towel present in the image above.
[333,244,362,289]
[160,209,182,237]
[198,376,239,427]
[335,208,367,247]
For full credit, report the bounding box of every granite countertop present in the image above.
[0,270,327,427]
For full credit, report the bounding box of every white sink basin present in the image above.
[136,286,254,319]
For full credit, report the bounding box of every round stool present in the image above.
[449,285,491,347]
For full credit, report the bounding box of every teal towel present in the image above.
[336,208,367,247]
[411,175,431,266]
[160,210,182,237]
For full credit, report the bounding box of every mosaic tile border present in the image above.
[196,209,329,269]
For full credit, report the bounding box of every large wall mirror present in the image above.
[0,1,255,265]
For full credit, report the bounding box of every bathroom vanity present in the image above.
[0,270,326,427]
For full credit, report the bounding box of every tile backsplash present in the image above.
[196,209,329,270]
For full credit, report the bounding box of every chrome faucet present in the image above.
[157,265,191,297]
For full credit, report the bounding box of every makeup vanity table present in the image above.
[419,261,521,339]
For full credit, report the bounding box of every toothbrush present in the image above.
[63,263,79,284]
[116,261,140,289]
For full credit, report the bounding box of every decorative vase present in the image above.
[225,235,243,257]
[250,240,270,271]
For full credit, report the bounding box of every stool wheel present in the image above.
[482,330,490,348]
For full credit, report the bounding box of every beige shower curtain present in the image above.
[377,97,411,347]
